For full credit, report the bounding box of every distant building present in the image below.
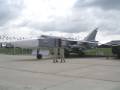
[98,40,120,48]
[105,40,120,46]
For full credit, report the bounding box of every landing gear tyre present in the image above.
[37,54,42,59]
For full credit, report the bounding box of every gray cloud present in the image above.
[0,0,119,43]
[90,0,120,10]
[22,11,97,33]
[14,0,120,38]
[23,0,120,33]
[0,0,24,26]
[24,19,90,33]
[75,0,120,10]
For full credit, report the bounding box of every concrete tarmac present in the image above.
[0,54,120,90]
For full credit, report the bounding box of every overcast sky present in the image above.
[0,0,120,43]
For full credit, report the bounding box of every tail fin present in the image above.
[84,28,98,41]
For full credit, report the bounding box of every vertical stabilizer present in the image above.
[84,28,98,41]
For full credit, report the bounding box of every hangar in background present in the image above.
[98,40,120,48]
[105,40,120,46]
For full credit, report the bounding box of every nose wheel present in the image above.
[36,49,42,59]
[36,54,42,59]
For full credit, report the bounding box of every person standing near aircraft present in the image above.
[52,38,65,63]
[53,47,58,63]
[59,47,65,63]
